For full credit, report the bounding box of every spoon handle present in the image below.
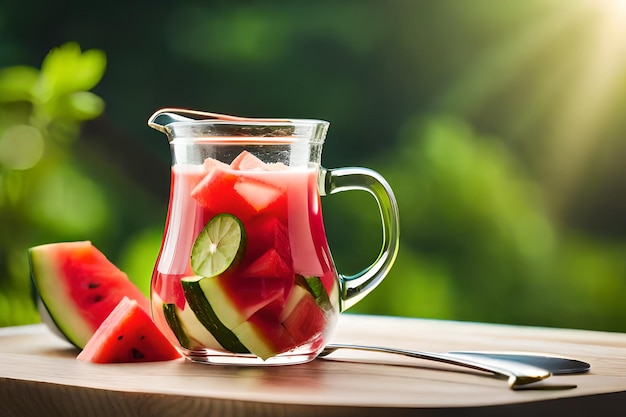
[321,343,551,389]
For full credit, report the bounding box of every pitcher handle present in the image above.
[320,167,400,311]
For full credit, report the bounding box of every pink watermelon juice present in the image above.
[151,150,339,363]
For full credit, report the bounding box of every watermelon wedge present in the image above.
[232,313,297,360]
[77,297,181,363]
[163,302,225,351]
[28,241,150,349]
[181,275,285,330]
[280,283,328,343]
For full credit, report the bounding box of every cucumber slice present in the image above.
[191,213,246,278]
[181,276,249,354]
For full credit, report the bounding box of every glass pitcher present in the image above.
[147,108,399,365]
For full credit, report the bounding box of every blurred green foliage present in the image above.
[1,1,626,332]
[337,115,626,331]
[0,43,108,325]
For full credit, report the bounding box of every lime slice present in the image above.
[191,213,246,277]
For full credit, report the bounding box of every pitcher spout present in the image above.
[148,107,294,135]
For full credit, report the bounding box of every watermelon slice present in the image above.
[179,273,330,360]
[28,241,150,349]
[280,283,328,344]
[180,276,250,353]
[77,297,181,363]
[232,313,296,360]
[297,275,335,313]
[163,302,225,351]
[181,275,284,330]
[228,279,329,360]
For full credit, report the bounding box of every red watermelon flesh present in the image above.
[229,284,327,360]
[233,174,285,214]
[28,241,150,349]
[281,285,328,344]
[241,248,295,298]
[190,165,257,222]
[217,274,286,324]
[244,215,291,261]
[230,150,266,170]
[242,248,293,279]
[203,156,230,173]
[230,151,289,172]
[232,311,297,360]
[77,296,181,363]
[193,155,288,220]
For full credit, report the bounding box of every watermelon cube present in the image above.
[280,285,327,344]
[203,156,230,173]
[244,215,291,261]
[234,176,285,213]
[230,150,289,172]
[190,165,257,221]
[243,248,293,280]
[242,247,295,298]
[230,150,267,170]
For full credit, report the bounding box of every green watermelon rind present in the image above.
[163,303,192,349]
[29,244,96,349]
[163,302,225,351]
[296,275,335,314]
[181,276,249,354]
[180,273,334,360]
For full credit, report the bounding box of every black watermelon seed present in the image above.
[131,348,144,359]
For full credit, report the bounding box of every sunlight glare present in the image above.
[606,0,626,16]
[542,0,626,211]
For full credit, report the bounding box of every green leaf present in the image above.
[0,66,39,102]
[65,91,105,120]
[39,42,107,98]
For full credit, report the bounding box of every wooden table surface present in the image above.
[1,314,625,416]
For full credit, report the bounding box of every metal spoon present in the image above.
[445,350,590,375]
[322,344,590,375]
[320,343,554,389]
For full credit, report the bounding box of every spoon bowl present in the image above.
[446,351,590,375]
